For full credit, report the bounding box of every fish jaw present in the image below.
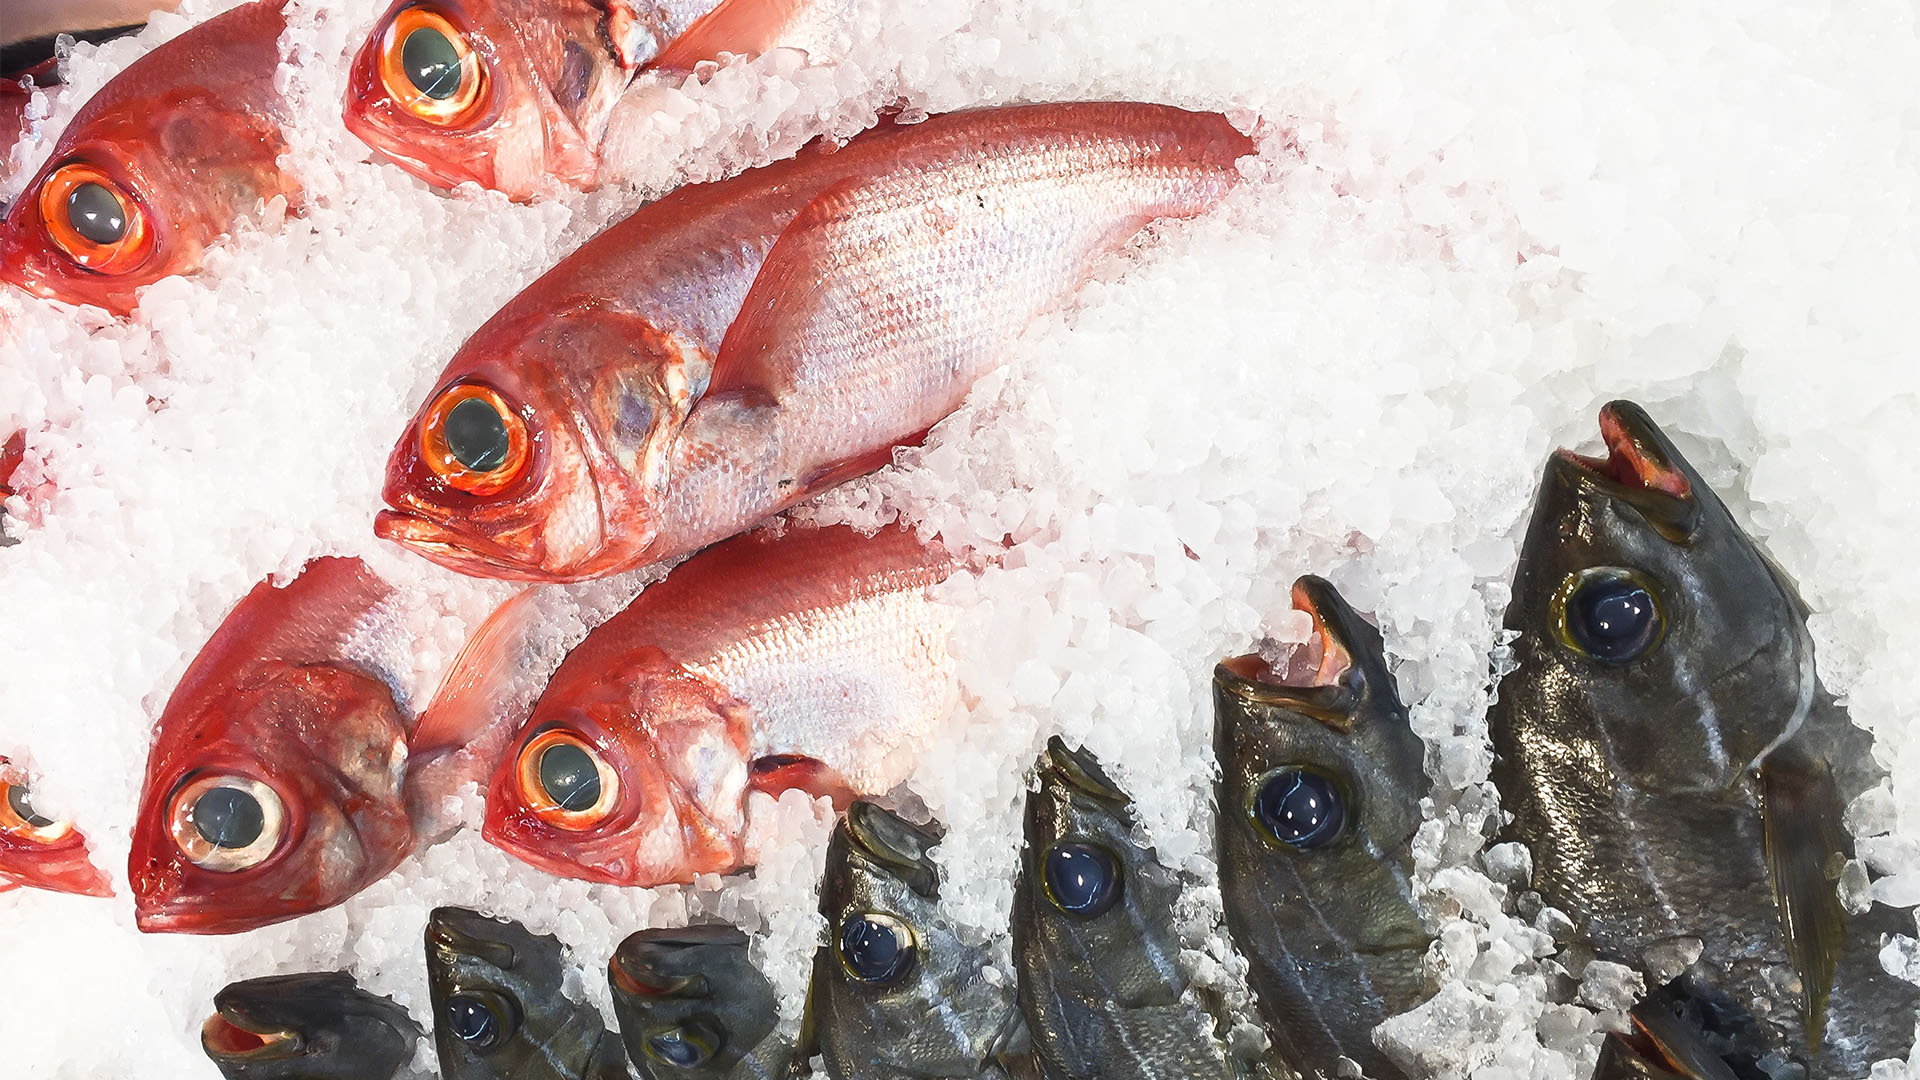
[205,971,422,1080]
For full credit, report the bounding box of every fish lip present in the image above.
[426,906,518,969]
[1549,400,1700,540]
[609,927,742,998]
[1036,737,1128,806]
[1214,574,1385,726]
[200,1011,303,1061]
[373,508,547,580]
[844,802,942,899]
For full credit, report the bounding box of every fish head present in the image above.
[202,971,422,1080]
[1506,400,1807,790]
[128,660,413,934]
[0,2,294,315]
[482,657,751,884]
[425,906,625,1080]
[609,924,788,1078]
[805,802,1021,1078]
[376,302,703,581]
[343,0,616,198]
[0,756,113,897]
[1212,575,1433,1074]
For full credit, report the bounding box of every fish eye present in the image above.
[378,6,487,126]
[837,912,916,986]
[515,729,620,831]
[0,779,71,843]
[444,990,518,1053]
[643,1020,722,1068]
[1553,567,1664,664]
[420,383,531,495]
[1251,767,1346,850]
[1041,840,1122,918]
[167,775,286,872]
[36,162,154,274]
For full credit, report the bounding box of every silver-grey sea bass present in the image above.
[1213,575,1436,1080]
[1488,400,1920,1079]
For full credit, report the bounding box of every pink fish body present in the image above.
[484,522,958,886]
[375,103,1252,581]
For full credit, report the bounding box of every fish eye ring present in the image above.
[444,989,519,1053]
[36,162,154,274]
[1551,566,1665,664]
[515,729,620,831]
[0,778,73,844]
[1249,766,1348,851]
[643,1021,723,1068]
[836,911,917,986]
[168,774,287,872]
[1041,840,1123,918]
[419,383,531,495]
[377,6,487,126]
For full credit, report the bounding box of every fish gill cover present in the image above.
[1,0,1919,1077]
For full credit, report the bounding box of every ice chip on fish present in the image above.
[202,971,422,1080]
[1013,738,1239,1079]
[0,0,298,316]
[482,522,958,885]
[609,924,796,1078]
[373,102,1252,582]
[1212,575,1435,1080]
[1487,400,1920,1077]
[0,755,113,897]
[426,906,628,1080]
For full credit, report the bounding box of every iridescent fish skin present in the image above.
[609,924,795,1079]
[804,802,1025,1079]
[127,557,412,934]
[0,0,296,315]
[426,906,628,1080]
[201,971,422,1080]
[374,102,1251,582]
[1212,576,1433,1080]
[0,755,113,897]
[483,522,957,886]
[1013,739,1235,1080]
[1487,401,1920,1076]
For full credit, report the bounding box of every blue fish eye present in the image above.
[837,912,915,985]
[645,1023,719,1068]
[445,994,502,1049]
[1253,768,1346,850]
[1563,569,1663,663]
[1042,841,1122,918]
[190,785,265,850]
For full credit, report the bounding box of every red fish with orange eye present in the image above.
[0,0,298,316]
[482,522,959,887]
[341,0,819,199]
[0,757,113,897]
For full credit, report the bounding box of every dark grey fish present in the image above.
[1012,738,1236,1079]
[1213,574,1435,1080]
[424,906,628,1080]
[802,801,1027,1080]
[609,924,795,1079]
[1487,400,1919,1077]
[200,971,421,1080]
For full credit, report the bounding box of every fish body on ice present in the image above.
[609,924,796,1078]
[0,0,297,316]
[0,755,113,896]
[803,802,1029,1079]
[201,971,422,1080]
[343,0,832,198]
[426,906,630,1080]
[1487,401,1920,1076]
[483,521,959,885]
[1212,576,1435,1080]
[1013,739,1239,1079]
[374,102,1252,582]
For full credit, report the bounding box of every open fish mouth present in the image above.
[845,802,942,899]
[200,1012,301,1061]
[1550,400,1700,540]
[1215,575,1364,730]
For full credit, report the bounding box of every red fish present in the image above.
[0,0,297,316]
[0,756,114,897]
[484,522,957,886]
[375,102,1251,581]
[127,556,541,934]
[341,0,818,199]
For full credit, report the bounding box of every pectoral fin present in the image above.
[1759,748,1849,1046]
[749,754,854,807]
[648,0,817,72]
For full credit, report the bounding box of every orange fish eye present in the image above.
[377,5,487,126]
[36,162,153,274]
[0,778,73,844]
[167,775,286,872]
[516,730,620,831]
[420,383,531,495]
